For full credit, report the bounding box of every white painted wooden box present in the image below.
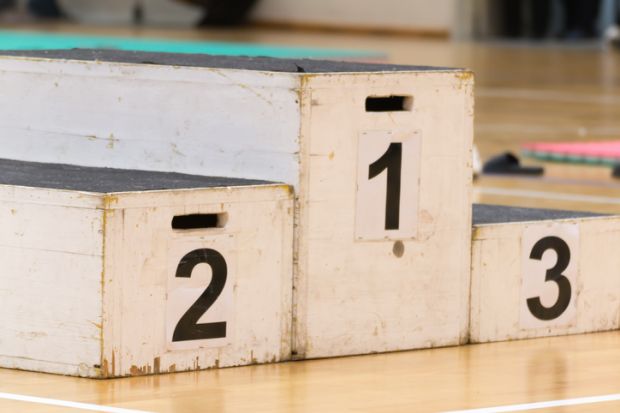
[0,159,293,378]
[0,50,474,358]
[470,204,620,343]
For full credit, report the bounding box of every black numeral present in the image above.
[172,249,227,342]
[526,236,572,321]
[369,142,402,230]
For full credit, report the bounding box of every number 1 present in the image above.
[369,142,402,230]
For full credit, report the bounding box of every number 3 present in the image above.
[526,236,572,321]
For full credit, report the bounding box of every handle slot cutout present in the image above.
[172,213,228,230]
[365,95,413,112]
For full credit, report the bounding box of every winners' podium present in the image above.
[0,50,474,375]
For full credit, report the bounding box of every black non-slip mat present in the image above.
[0,158,272,193]
[0,49,459,73]
[473,204,605,226]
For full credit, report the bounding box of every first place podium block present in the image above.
[0,159,293,377]
[470,204,620,343]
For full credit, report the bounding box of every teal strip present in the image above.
[0,30,382,59]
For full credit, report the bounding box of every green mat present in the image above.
[0,30,382,60]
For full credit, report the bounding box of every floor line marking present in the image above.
[0,392,153,413]
[476,186,620,205]
[442,392,620,412]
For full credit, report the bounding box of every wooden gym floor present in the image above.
[2,23,620,412]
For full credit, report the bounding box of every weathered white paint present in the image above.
[471,216,620,343]
[0,57,301,188]
[0,55,473,360]
[294,72,474,358]
[101,185,294,377]
[0,186,103,377]
[0,182,294,377]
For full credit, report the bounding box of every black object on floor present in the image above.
[611,164,620,178]
[28,0,63,18]
[482,152,544,176]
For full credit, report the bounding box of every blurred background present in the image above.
[0,0,618,40]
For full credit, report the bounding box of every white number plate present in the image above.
[355,130,421,241]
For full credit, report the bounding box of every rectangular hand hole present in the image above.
[172,213,227,230]
[365,95,413,112]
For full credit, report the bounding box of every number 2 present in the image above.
[368,142,402,230]
[172,248,228,342]
[526,236,572,321]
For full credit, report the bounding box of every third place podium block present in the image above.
[0,159,293,377]
[470,204,620,343]
[0,50,474,358]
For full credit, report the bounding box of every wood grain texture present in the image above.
[0,21,618,411]
[0,52,473,359]
[0,180,294,378]
[294,71,474,358]
[0,56,301,186]
[102,184,294,377]
[0,186,103,376]
[4,331,620,412]
[471,213,620,343]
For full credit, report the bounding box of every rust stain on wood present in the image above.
[455,71,474,83]
[454,71,475,91]
[130,365,151,376]
[99,207,107,379]
[101,358,109,378]
[106,133,119,149]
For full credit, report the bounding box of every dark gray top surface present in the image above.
[0,159,272,193]
[0,49,458,73]
[473,204,605,226]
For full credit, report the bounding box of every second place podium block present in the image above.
[470,204,620,343]
[0,159,293,377]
